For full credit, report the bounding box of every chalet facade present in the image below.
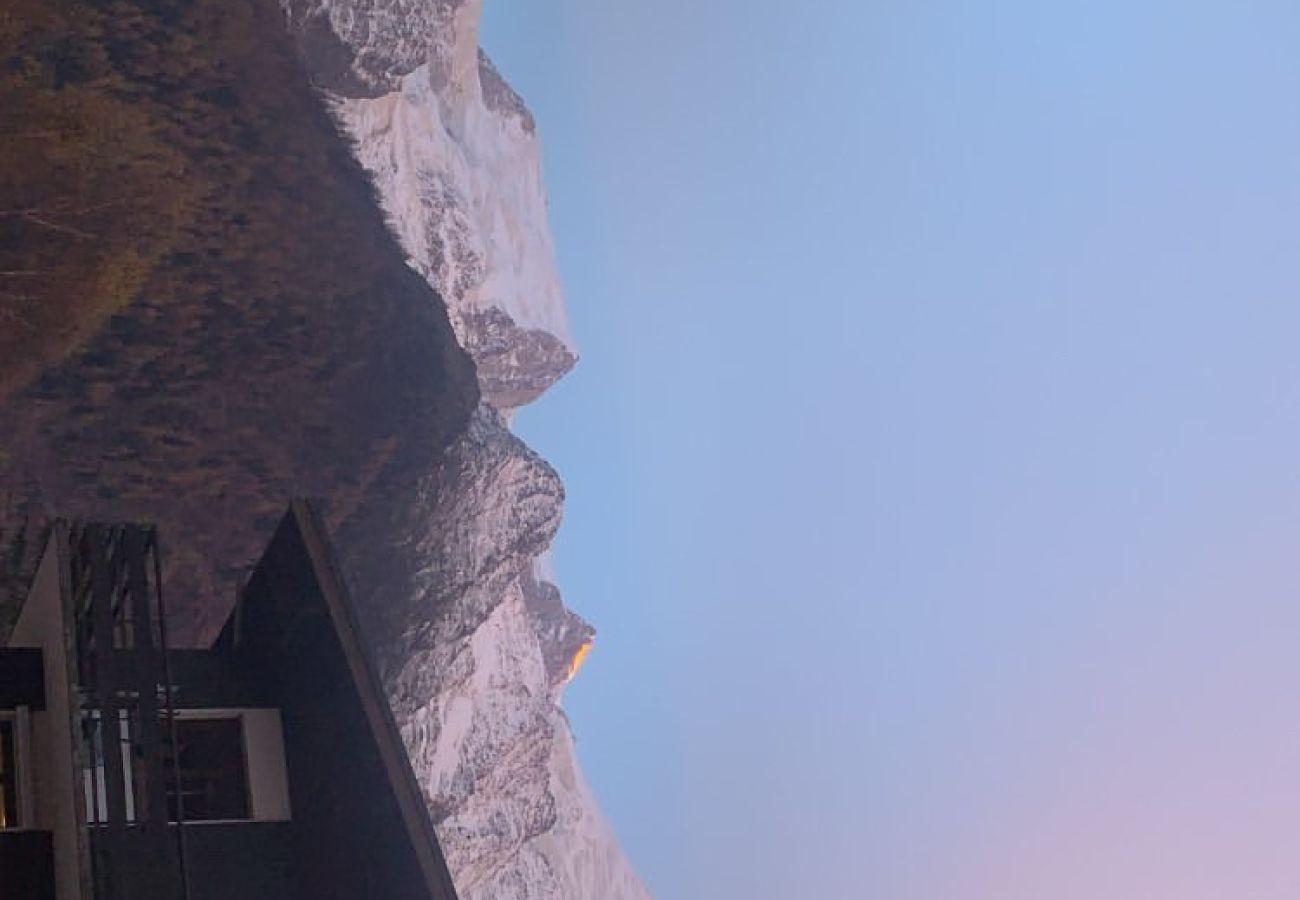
[0,501,459,900]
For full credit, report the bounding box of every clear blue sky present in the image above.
[483,2,1300,897]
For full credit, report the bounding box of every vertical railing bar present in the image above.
[153,528,192,900]
[89,525,127,900]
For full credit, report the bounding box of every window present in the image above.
[164,718,250,822]
[0,719,16,828]
[82,712,273,825]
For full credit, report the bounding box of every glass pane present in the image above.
[164,718,249,822]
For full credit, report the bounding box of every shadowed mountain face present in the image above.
[0,0,477,639]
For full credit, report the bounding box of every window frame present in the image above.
[167,710,254,825]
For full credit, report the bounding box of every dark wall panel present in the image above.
[167,650,274,710]
[0,830,55,900]
[0,649,45,710]
[182,822,295,900]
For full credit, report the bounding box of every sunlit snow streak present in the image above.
[564,639,594,684]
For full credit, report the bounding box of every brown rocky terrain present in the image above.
[0,0,477,641]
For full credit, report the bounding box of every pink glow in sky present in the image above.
[485,1,1300,896]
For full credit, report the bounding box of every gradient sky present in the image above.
[482,2,1300,897]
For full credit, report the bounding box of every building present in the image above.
[0,501,459,900]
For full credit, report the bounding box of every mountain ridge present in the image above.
[285,1,652,894]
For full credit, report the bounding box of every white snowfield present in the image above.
[336,54,574,350]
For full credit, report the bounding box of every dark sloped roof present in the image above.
[231,500,459,900]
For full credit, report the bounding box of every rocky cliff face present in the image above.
[285,2,649,897]
[286,0,574,412]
